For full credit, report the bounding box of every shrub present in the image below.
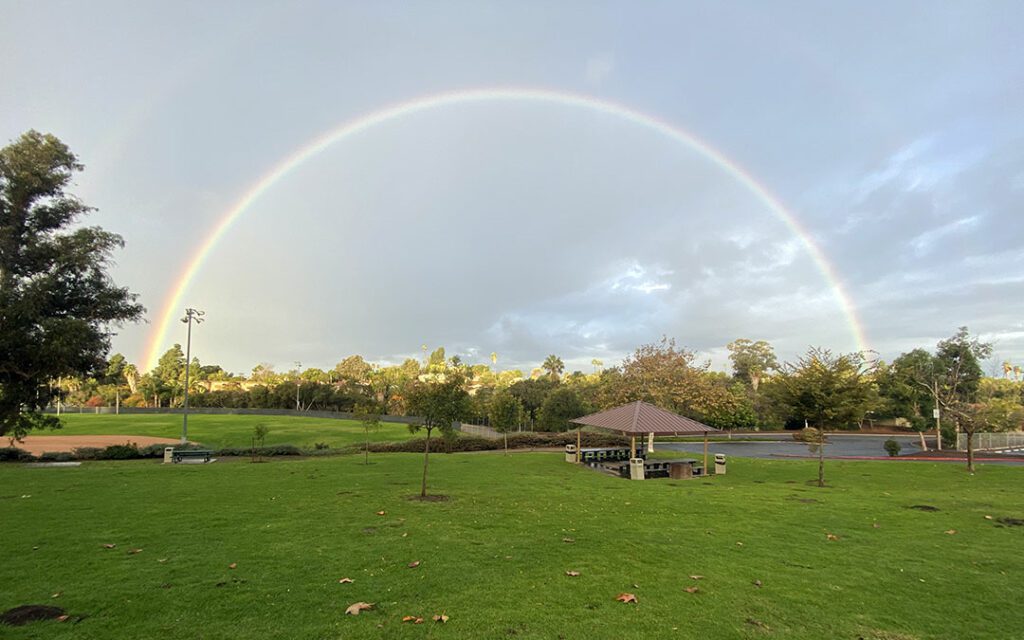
[0,447,36,462]
[71,447,103,460]
[38,451,75,462]
[215,444,302,457]
[101,443,141,459]
[314,442,330,450]
[884,438,902,457]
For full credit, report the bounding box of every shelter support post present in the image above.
[703,432,709,471]
[647,432,654,453]
[576,429,581,463]
[631,435,636,458]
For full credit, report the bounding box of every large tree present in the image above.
[537,386,585,432]
[605,337,738,422]
[0,131,143,439]
[542,354,565,381]
[727,339,778,392]
[902,327,992,449]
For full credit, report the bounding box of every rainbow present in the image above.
[143,87,869,370]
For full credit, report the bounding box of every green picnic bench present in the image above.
[172,449,213,464]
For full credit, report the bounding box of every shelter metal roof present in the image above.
[570,400,719,434]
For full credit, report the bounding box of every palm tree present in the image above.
[591,358,603,373]
[123,364,139,395]
[542,355,565,381]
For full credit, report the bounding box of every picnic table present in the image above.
[577,447,645,463]
[617,458,703,479]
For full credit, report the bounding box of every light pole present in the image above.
[294,361,302,412]
[181,308,205,444]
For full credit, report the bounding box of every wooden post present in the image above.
[631,434,636,459]
[703,432,709,472]
[576,428,581,463]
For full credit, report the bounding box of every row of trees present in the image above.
[57,329,1024,448]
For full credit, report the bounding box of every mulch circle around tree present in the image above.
[906,505,941,512]
[0,605,66,626]
[407,495,450,502]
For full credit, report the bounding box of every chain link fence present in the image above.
[957,432,1024,452]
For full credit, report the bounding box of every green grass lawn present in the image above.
[32,414,419,449]
[2,454,1022,638]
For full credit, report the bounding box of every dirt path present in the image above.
[10,435,182,455]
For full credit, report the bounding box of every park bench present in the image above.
[172,449,213,464]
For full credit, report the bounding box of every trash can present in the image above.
[714,453,726,475]
[163,447,175,464]
[629,458,645,480]
[565,444,577,463]
[669,462,693,479]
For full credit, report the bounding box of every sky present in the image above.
[3,1,1022,376]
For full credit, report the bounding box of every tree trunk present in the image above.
[966,431,975,473]
[503,431,508,456]
[817,428,825,488]
[364,429,369,465]
[918,430,927,451]
[420,427,432,497]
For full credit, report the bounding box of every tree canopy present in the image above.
[0,131,143,439]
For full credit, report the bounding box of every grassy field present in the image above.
[31,414,419,449]
[2,453,1022,638]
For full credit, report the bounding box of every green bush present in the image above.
[71,447,103,460]
[0,447,36,462]
[38,451,75,462]
[884,438,902,457]
[215,444,302,457]
[100,443,141,459]
[363,431,630,454]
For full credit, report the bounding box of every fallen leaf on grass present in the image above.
[826,533,839,541]
[128,548,143,555]
[157,558,168,563]
[684,586,700,594]
[57,615,70,622]
[402,615,424,624]
[984,515,993,520]
[376,511,386,516]
[615,593,638,604]
[407,561,420,568]
[338,578,354,584]
[945,529,958,535]
[228,563,237,569]
[735,541,744,547]
[565,571,580,577]
[345,602,374,616]
[688,575,704,580]
[753,579,763,588]
[562,537,575,544]
[746,617,770,630]
[102,544,116,549]
[51,592,62,598]
[872,523,881,529]
[433,613,449,623]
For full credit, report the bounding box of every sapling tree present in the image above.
[355,402,382,465]
[405,372,470,497]
[488,390,524,455]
